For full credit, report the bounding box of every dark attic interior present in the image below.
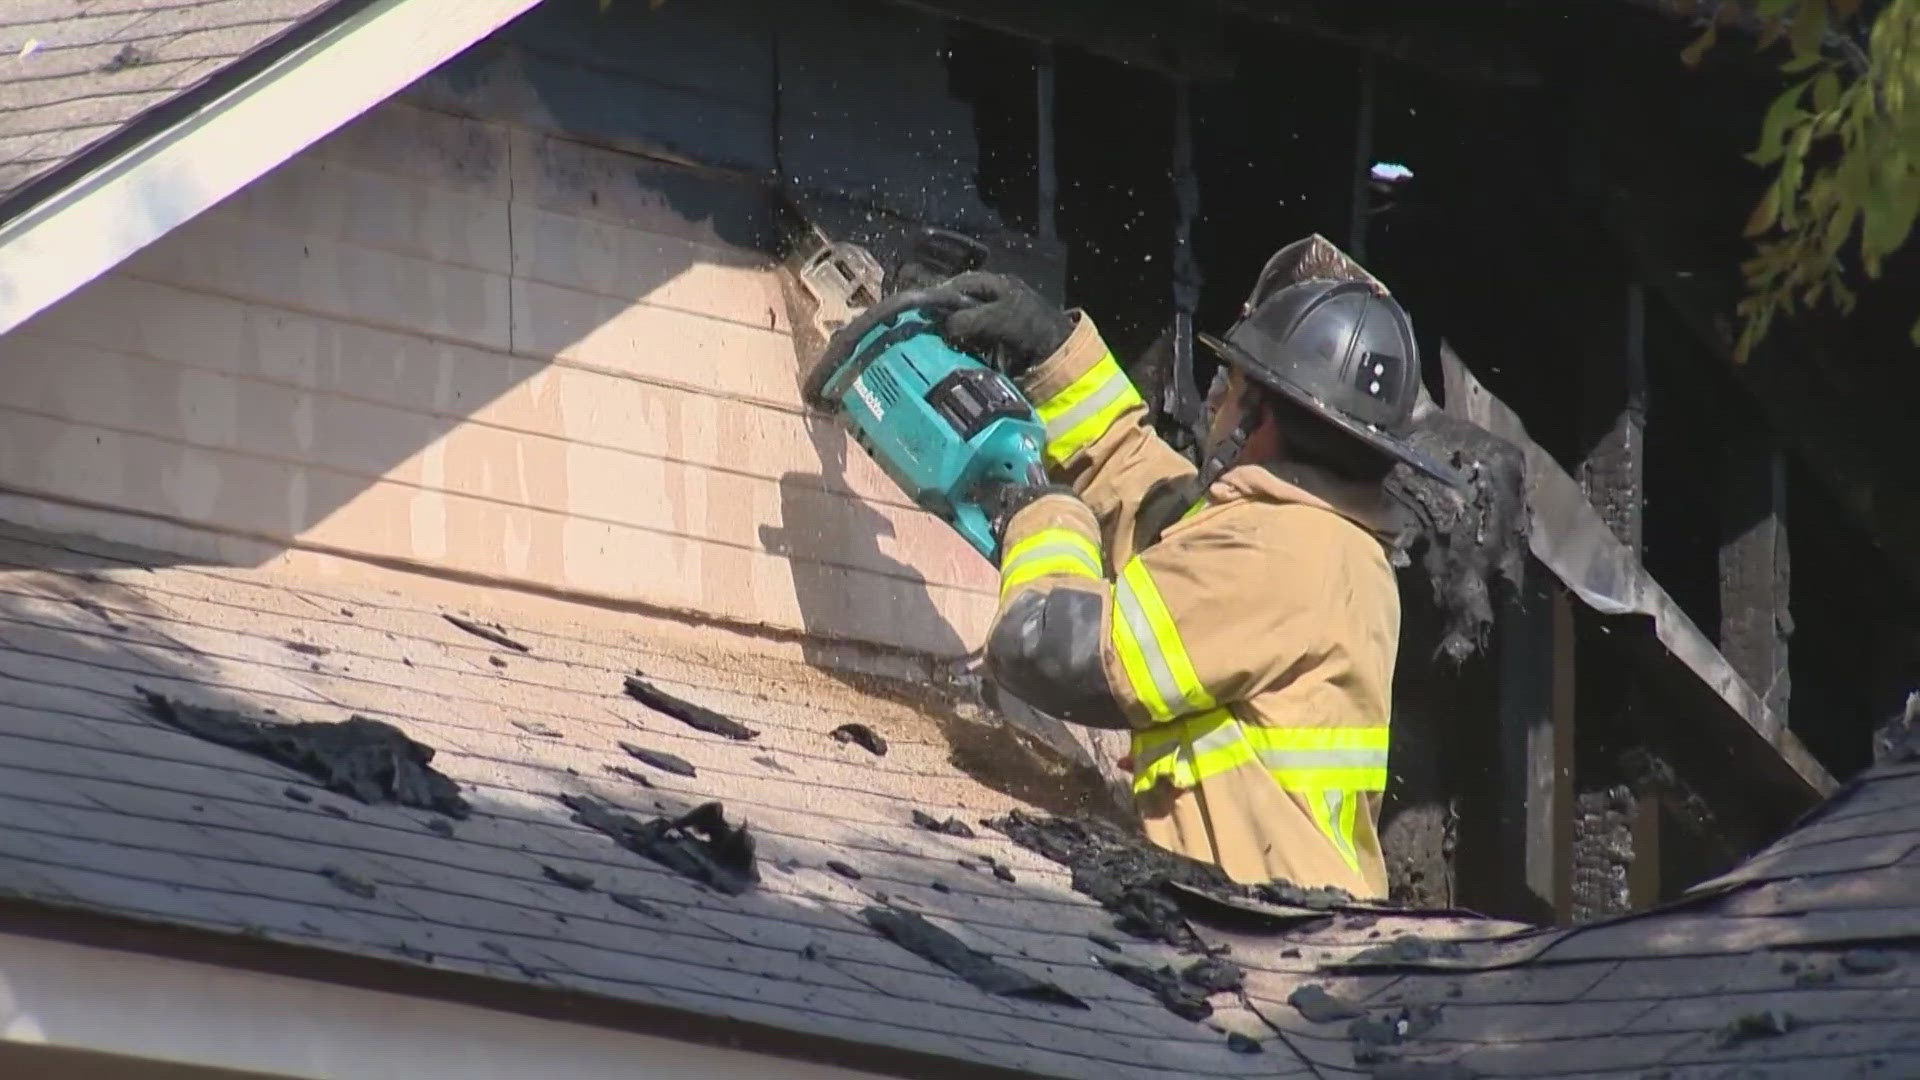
[911,0,1920,924]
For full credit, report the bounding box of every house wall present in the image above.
[0,0,1006,658]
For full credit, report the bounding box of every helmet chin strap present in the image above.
[1196,394,1264,494]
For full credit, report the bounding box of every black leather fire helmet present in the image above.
[1199,278,1461,486]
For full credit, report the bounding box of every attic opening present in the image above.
[939,2,1920,921]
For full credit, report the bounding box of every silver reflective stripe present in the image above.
[1002,540,1100,577]
[1189,715,1245,756]
[1044,374,1132,442]
[1132,732,1183,771]
[1114,575,1201,717]
[1256,747,1390,772]
[1324,790,1355,859]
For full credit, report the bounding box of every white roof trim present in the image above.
[0,930,892,1080]
[0,0,543,339]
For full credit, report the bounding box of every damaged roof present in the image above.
[0,517,1916,1079]
[0,0,344,203]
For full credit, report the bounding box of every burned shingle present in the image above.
[490,656,509,668]
[609,893,666,919]
[511,720,564,739]
[565,796,758,895]
[987,809,1243,951]
[320,866,376,899]
[1181,956,1245,994]
[1227,1032,1262,1054]
[140,690,469,818]
[481,940,543,980]
[443,614,530,652]
[320,805,350,820]
[829,723,888,756]
[604,764,656,788]
[284,641,327,657]
[1718,1009,1795,1047]
[425,818,456,838]
[826,860,863,880]
[1098,955,1212,1020]
[1289,984,1365,1023]
[863,906,1086,1009]
[542,865,596,891]
[625,675,759,741]
[281,786,312,804]
[912,809,976,838]
[619,742,697,778]
[101,43,154,72]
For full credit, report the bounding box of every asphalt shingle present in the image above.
[0,0,340,203]
[1,517,1919,1078]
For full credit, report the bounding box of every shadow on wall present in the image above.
[757,415,968,670]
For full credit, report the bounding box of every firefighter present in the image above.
[932,253,1458,898]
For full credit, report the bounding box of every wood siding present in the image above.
[0,0,1002,656]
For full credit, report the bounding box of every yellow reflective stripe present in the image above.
[1111,602,1168,722]
[1307,791,1362,874]
[1131,716,1389,797]
[1337,790,1361,862]
[1001,527,1100,571]
[1180,498,1208,522]
[1129,708,1237,794]
[1113,559,1215,721]
[998,528,1101,599]
[1033,353,1143,466]
[1246,725,1389,791]
[1000,555,1099,599]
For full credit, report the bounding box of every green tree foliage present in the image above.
[1683,0,1920,358]
[1704,1,1920,355]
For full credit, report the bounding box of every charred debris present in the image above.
[140,690,469,819]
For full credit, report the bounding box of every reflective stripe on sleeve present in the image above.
[1130,716,1389,796]
[998,527,1102,599]
[1033,352,1144,467]
[1110,558,1216,722]
[1309,790,1362,874]
[1245,725,1389,791]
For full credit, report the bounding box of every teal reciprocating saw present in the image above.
[795,229,1047,563]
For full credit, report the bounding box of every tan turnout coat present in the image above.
[991,312,1400,897]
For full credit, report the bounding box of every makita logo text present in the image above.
[855,376,887,420]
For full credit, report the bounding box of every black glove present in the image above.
[938,272,1073,378]
[979,477,1073,546]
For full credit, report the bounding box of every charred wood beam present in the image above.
[1572,280,1651,917]
[1580,284,1649,554]
[1573,68,1920,606]
[1719,436,1792,720]
[1441,346,1833,805]
[1461,563,1573,923]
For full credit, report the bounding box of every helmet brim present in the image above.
[1199,332,1465,489]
